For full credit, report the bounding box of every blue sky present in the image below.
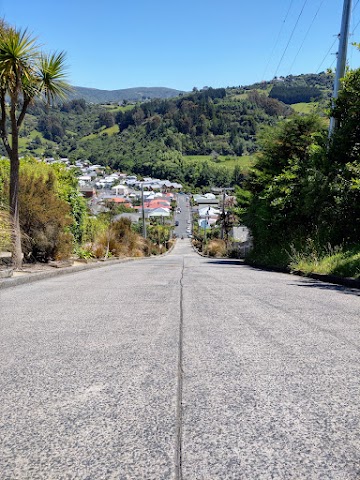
[1,0,360,91]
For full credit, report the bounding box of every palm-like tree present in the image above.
[0,24,71,268]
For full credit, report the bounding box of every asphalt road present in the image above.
[174,194,191,239]
[1,241,360,479]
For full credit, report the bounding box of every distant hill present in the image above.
[243,72,334,105]
[69,86,184,103]
[10,72,334,190]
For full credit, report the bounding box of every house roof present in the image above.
[199,206,220,216]
[145,200,171,209]
[108,198,132,207]
[148,208,171,217]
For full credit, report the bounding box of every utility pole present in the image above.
[141,182,147,239]
[329,0,352,137]
[219,187,234,240]
[220,190,226,240]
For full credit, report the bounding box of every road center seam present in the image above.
[175,257,185,479]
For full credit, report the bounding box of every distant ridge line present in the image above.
[69,86,185,103]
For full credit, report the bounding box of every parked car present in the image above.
[175,221,179,226]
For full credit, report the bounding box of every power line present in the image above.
[351,17,360,33]
[262,0,296,80]
[287,0,326,74]
[273,0,310,78]
[316,36,338,72]
[348,1,360,68]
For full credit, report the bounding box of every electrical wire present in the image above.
[261,0,296,80]
[316,36,338,73]
[351,17,360,33]
[273,0,309,78]
[287,0,326,74]
[349,0,360,68]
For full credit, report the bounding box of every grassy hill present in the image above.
[10,72,333,190]
[242,71,333,107]
[69,86,184,103]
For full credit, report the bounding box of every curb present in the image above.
[245,262,360,290]
[0,257,137,290]
[293,270,360,290]
[0,243,178,291]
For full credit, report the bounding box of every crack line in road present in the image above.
[175,256,185,480]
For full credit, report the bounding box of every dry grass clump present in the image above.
[204,239,227,257]
[91,218,147,258]
[0,208,12,251]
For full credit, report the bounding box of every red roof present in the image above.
[145,200,171,208]
[110,198,132,208]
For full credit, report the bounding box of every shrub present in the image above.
[90,218,147,258]
[19,171,74,262]
[0,208,12,251]
[204,239,227,257]
[0,158,81,262]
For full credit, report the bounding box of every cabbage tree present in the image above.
[0,23,71,267]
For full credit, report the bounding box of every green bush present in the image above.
[289,242,360,279]
[0,208,12,251]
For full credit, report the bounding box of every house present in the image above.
[78,175,92,186]
[198,206,220,229]
[230,225,253,257]
[193,193,219,206]
[198,206,220,217]
[230,226,250,242]
[148,207,171,218]
[106,197,132,208]
[111,184,130,196]
[145,199,171,210]
[80,186,96,198]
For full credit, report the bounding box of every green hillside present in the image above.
[69,86,184,103]
[10,73,333,189]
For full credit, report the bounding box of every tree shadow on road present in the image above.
[205,259,244,266]
[289,281,360,297]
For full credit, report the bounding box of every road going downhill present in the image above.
[1,241,360,479]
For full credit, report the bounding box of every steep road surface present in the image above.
[1,240,360,479]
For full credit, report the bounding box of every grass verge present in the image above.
[289,244,360,279]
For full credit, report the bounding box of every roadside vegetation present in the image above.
[236,55,360,279]
[0,157,173,264]
[289,243,360,279]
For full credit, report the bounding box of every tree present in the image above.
[0,23,70,267]
[98,111,115,129]
[237,114,327,257]
[232,164,244,186]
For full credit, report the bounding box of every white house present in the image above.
[198,206,220,217]
[148,207,171,218]
[78,175,92,186]
[111,184,130,196]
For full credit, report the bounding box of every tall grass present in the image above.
[289,241,360,279]
[0,208,12,251]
